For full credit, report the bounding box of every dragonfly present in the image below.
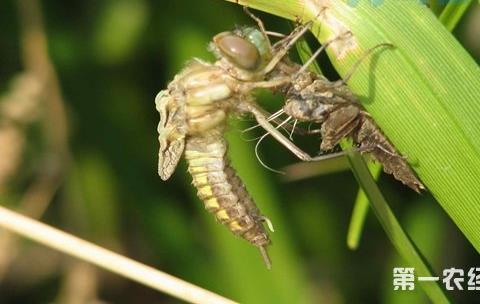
[155,13,342,268]
[156,9,424,269]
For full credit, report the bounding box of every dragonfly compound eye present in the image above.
[213,33,260,70]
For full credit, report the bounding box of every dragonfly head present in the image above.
[211,27,271,72]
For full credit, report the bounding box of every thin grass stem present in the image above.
[0,205,237,304]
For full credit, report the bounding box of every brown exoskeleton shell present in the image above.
[282,71,425,193]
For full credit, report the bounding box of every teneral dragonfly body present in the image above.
[156,56,273,267]
[156,24,317,268]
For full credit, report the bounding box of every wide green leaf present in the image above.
[224,0,480,253]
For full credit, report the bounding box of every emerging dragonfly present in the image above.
[155,15,339,268]
[156,9,424,268]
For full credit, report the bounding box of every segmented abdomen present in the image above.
[355,116,424,192]
[184,127,271,249]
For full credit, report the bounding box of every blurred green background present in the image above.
[0,0,478,303]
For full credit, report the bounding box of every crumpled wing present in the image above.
[155,89,186,180]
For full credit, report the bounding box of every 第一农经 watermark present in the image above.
[393,267,480,291]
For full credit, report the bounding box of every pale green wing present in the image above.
[155,90,186,180]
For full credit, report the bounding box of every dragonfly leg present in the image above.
[260,23,312,75]
[236,75,291,92]
[247,104,347,162]
[295,32,353,75]
[335,43,394,86]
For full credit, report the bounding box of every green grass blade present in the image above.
[428,0,446,16]
[439,0,474,31]
[225,0,480,255]
[383,197,446,304]
[344,147,449,304]
[346,162,381,250]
